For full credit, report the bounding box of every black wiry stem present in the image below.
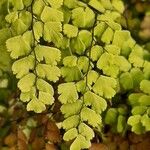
[31,0,39,97]
[84,13,98,93]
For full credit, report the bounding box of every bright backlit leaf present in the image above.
[58,82,78,104]
[93,75,117,99]
[63,24,78,38]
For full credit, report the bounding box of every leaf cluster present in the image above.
[0,0,150,150]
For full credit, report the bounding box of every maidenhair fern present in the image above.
[6,0,61,113]
[2,0,150,150]
[128,80,150,134]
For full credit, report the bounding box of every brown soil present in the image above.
[90,132,150,150]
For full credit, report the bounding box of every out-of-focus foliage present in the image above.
[0,0,15,114]
[121,0,150,50]
[0,0,7,29]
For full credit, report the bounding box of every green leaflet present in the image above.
[77,56,90,73]
[41,6,63,22]
[10,11,32,35]
[61,7,72,24]
[62,115,80,130]
[129,44,144,67]
[20,87,36,102]
[104,106,127,133]
[112,0,124,13]
[63,128,78,141]
[63,24,78,38]
[100,0,112,10]
[12,55,34,78]
[33,0,45,16]
[114,55,131,72]
[36,64,61,82]
[27,97,46,113]
[84,91,107,114]
[76,70,99,93]
[70,135,91,150]
[64,0,78,9]
[78,30,92,48]
[58,82,78,104]
[101,27,114,44]
[127,115,145,134]
[6,34,31,59]
[141,114,150,131]
[128,115,141,126]
[81,107,101,127]
[78,123,94,140]
[129,94,150,115]
[19,11,32,28]
[139,95,150,106]
[76,80,87,93]
[93,75,117,99]
[99,11,120,22]
[11,0,24,10]
[130,68,144,88]
[112,30,135,53]
[47,0,63,8]
[112,30,131,46]
[43,21,63,46]
[132,123,145,135]
[61,55,90,82]
[128,93,143,106]
[5,12,18,24]
[22,31,34,46]
[35,45,61,65]
[105,45,120,55]
[20,77,55,111]
[23,0,32,7]
[131,106,147,115]
[117,115,126,133]
[63,56,77,67]
[72,7,95,28]
[18,73,35,93]
[70,30,92,55]
[39,91,54,105]
[140,80,150,95]
[33,21,43,41]
[119,72,133,90]
[106,21,121,31]
[97,52,119,77]
[97,11,122,27]
[61,101,82,118]
[105,108,118,125]
[90,45,103,61]
[89,0,105,13]
[143,61,150,79]
[61,66,82,82]
[86,70,99,86]
[94,22,107,39]
[97,52,131,77]
[70,37,86,55]
[37,79,54,94]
